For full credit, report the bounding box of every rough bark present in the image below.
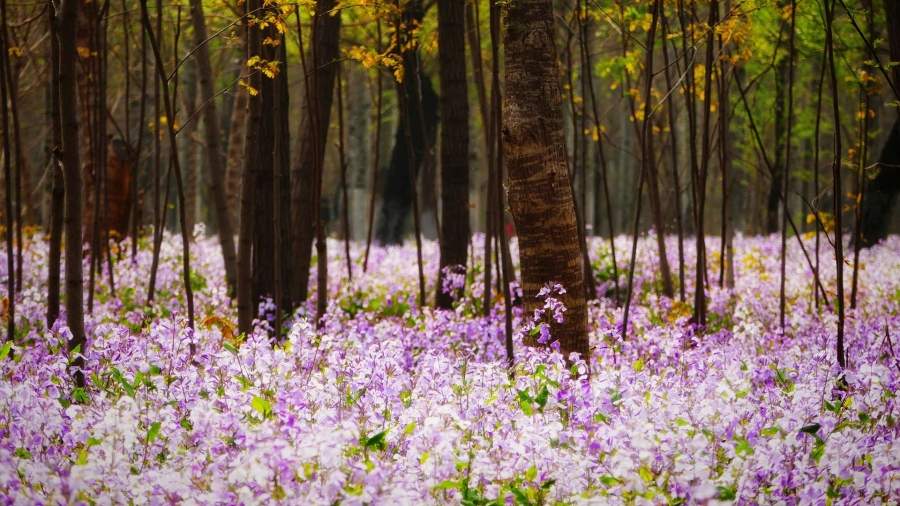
[503,0,589,360]
[253,28,291,318]
[435,0,470,310]
[58,0,87,386]
[188,0,239,294]
[289,0,341,304]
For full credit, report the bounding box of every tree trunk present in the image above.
[237,0,261,334]
[859,0,900,247]
[106,140,133,238]
[47,0,64,329]
[225,81,247,227]
[76,0,98,246]
[289,0,341,304]
[435,0,470,310]
[253,27,291,320]
[766,45,788,235]
[346,64,370,241]
[189,0,239,296]
[58,0,87,386]
[503,0,588,360]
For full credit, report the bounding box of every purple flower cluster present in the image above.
[0,231,899,504]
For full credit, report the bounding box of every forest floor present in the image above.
[1,231,899,504]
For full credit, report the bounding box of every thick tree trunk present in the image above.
[289,0,341,304]
[375,22,439,245]
[58,0,87,386]
[189,0,239,295]
[346,65,370,241]
[503,0,588,360]
[858,0,900,247]
[253,28,291,318]
[435,0,470,310]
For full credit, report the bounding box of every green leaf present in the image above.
[251,396,272,417]
[799,423,821,435]
[540,478,556,490]
[674,418,690,426]
[761,426,780,437]
[364,429,388,451]
[14,447,31,460]
[180,417,193,431]
[517,390,534,416]
[433,480,459,491]
[811,442,826,463]
[509,485,533,506]
[76,449,89,465]
[633,358,644,372]
[525,464,537,481]
[536,385,549,410]
[223,342,238,354]
[86,437,102,447]
[599,475,621,486]
[0,341,12,360]
[111,368,135,398]
[146,421,161,444]
[638,466,654,483]
[72,388,89,404]
[717,485,737,500]
[403,422,416,435]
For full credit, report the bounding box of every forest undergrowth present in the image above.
[1,231,899,504]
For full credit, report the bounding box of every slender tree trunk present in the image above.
[237,0,261,334]
[435,0,470,310]
[188,0,239,296]
[0,0,13,340]
[640,0,672,299]
[47,0,64,329]
[826,0,845,369]
[779,0,795,330]
[141,0,195,339]
[58,0,87,386]
[693,0,718,326]
[225,82,247,227]
[180,61,198,239]
[336,63,352,282]
[504,0,588,360]
[289,0,341,305]
[661,11,685,300]
[583,14,619,303]
[767,52,787,235]
[363,18,383,272]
